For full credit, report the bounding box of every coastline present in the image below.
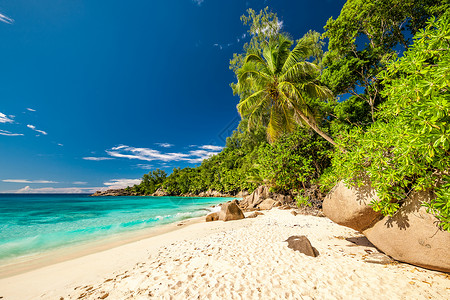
[0,195,235,278]
[0,216,204,279]
[1,209,449,299]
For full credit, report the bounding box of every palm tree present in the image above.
[235,33,338,146]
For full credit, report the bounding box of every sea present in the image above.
[0,194,231,267]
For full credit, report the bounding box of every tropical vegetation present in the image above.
[128,1,450,231]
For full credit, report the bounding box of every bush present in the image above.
[326,13,450,230]
[256,127,331,193]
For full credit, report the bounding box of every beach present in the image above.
[1,208,448,299]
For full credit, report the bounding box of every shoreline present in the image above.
[1,209,449,299]
[0,216,204,279]
[0,195,236,279]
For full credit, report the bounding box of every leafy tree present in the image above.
[256,127,331,193]
[233,32,336,145]
[131,169,167,195]
[230,7,282,74]
[322,0,449,121]
[326,13,450,230]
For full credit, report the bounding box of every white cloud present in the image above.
[0,112,14,123]
[83,157,114,161]
[8,186,102,194]
[199,145,223,151]
[136,164,153,169]
[26,108,36,112]
[155,143,174,148]
[2,179,59,184]
[0,13,13,24]
[0,129,23,136]
[103,179,141,189]
[73,181,87,185]
[107,145,190,162]
[106,144,221,164]
[57,143,64,147]
[192,0,204,6]
[258,20,283,36]
[27,124,48,135]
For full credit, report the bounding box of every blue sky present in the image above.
[0,0,345,193]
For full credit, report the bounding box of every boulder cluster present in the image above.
[205,186,296,223]
[323,181,450,273]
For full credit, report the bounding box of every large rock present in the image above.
[236,190,249,198]
[218,201,245,221]
[258,198,276,210]
[363,190,450,272]
[239,185,271,210]
[206,212,219,222]
[323,181,383,232]
[152,187,169,197]
[285,236,319,257]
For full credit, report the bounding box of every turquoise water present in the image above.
[0,194,231,265]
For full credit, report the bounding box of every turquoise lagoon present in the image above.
[0,194,231,265]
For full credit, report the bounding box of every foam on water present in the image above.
[0,194,235,265]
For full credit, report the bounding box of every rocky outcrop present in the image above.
[258,198,276,210]
[285,236,319,257]
[239,186,294,211]
[197,190,233,197]
[152,187,169,197]
[324,181,450,272]
[239,186,271,210]
[218,201,245,221]
[236,190,249,198]
[206,212,219,222]
[91,189,134,196]
[362,190,450,273]
[323,181,383,232]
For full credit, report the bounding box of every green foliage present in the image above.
[159,126,267,195]
[255,127,331,193]
[322,0,449,121]
[295,191,312,208]
[326,13,450,230]
[131,169,167,195]
[230,7,282,74]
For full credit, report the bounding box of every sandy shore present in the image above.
[0,209,449,299]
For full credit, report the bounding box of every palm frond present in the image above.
[281,41,310,74]
[275,35,293,73]
[237,90,267,116]
[302,82,333,100]
[262,45,276,74]
[280,61,320,83]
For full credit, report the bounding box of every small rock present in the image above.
[206,212,219,222]
[99,292,109,299]
[291,211,298,216]
[247,212,264,218]
[285,235,319,257]
[363,253,394,265]
[279,205,292,210]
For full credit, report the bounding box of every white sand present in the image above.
[0,209,449,299]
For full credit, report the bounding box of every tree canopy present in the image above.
[327,12,450,230]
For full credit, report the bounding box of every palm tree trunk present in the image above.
[294,108,340,148]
